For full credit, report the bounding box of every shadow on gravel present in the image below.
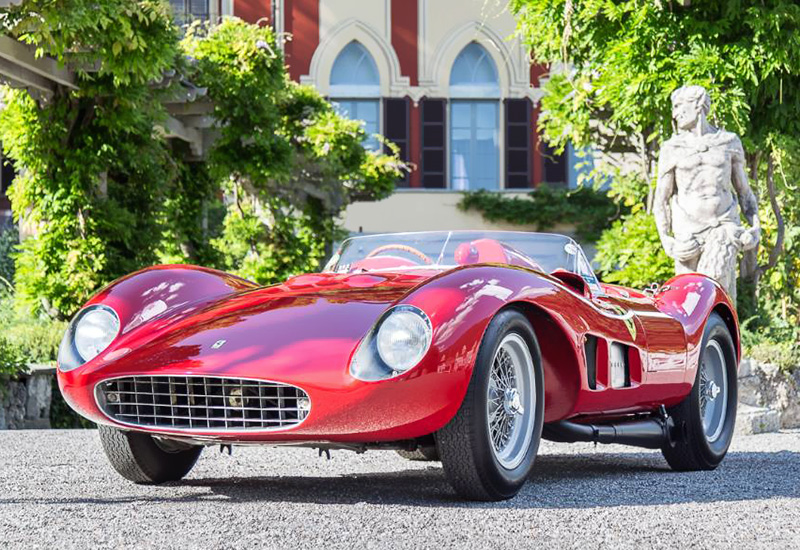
[2,450,797,509]
[175,450,800,508]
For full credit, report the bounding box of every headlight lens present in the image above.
[73,306,120,363]
[376,306,432,373]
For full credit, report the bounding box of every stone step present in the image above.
[735,403,781,436]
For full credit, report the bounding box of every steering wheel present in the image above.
[365,244,434,265]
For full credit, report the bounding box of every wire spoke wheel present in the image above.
[662,313,738,472]
[698,339,728,443]
[437,309,543,500]
[486,333,535,470]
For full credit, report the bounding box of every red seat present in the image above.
[454,239,510,265]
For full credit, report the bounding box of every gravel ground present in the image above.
[0,429,798,549]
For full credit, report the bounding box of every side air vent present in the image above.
[609,342,632,389]
[584,335,598,390]
[587,337,638,390]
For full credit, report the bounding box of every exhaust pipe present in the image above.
[543,410,678,450]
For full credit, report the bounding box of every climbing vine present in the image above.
[458,186,619,242]
[0,0,179,316]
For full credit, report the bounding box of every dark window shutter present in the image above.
[542,142,568,187]
[383,98,410,187]
[504,99,531,188]
[421,98,446,188]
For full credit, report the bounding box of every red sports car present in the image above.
[57,231,739,501]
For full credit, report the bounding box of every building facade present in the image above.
[216,0,587,233]
[0,2,587,234]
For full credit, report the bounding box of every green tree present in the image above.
[182,20,403,283]
[0,0,179,317]
[511,1,800,322]
[0,6,404,318]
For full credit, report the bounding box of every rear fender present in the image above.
[655,273,740,383]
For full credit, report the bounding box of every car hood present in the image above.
[87,271,434,383]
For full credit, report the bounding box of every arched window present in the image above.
[449,42,500,98]
[330,41,380,150]
[449,43,500,190]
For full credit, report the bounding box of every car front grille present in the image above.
[95,376,310,431]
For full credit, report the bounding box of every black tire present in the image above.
[98,425,203,483]
[661,313,738,471]
[436,309,544,501]
[396,445,439,461]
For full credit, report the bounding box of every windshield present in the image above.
[325,231,581,274]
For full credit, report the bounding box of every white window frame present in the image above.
[447,43,502,191]
[449,99,500,191]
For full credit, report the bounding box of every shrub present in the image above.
[594,210,674,289]
[0,336,26,379]
[0,290,65,378]
[743,339,800,373]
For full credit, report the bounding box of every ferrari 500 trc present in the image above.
[57,231,739,501]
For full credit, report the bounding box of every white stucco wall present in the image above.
[319,0,390,43]
[340,191,576,235]
[417,0,534,100]
[301,0,537,103]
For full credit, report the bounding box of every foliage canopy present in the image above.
[510,0,800,155]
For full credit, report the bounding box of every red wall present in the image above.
[234,0,271,24]
[408,102,421,187]
[235,0,320,80]
[391,0,419,184]
[391,0,418,86]
[530,64,548,186]
[285,0,320,81]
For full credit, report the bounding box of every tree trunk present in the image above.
[759,154,785,275]
[740,153,760,286]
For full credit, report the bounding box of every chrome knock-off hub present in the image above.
[503,388,524,416]
[707,380,721,401]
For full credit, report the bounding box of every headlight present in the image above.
[350,305,432,381]
[376,307,432,373]
[73,305,120,363]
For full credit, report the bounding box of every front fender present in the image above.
[57,265,257,373]
[398,264,583,428]
[83,265,258,339]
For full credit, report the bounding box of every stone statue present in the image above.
[654,85,760,303]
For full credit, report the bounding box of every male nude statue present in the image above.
[654,85,760,303]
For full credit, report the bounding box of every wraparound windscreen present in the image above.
[327,231,581,274]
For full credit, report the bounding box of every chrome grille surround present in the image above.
[95,375,310,432]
